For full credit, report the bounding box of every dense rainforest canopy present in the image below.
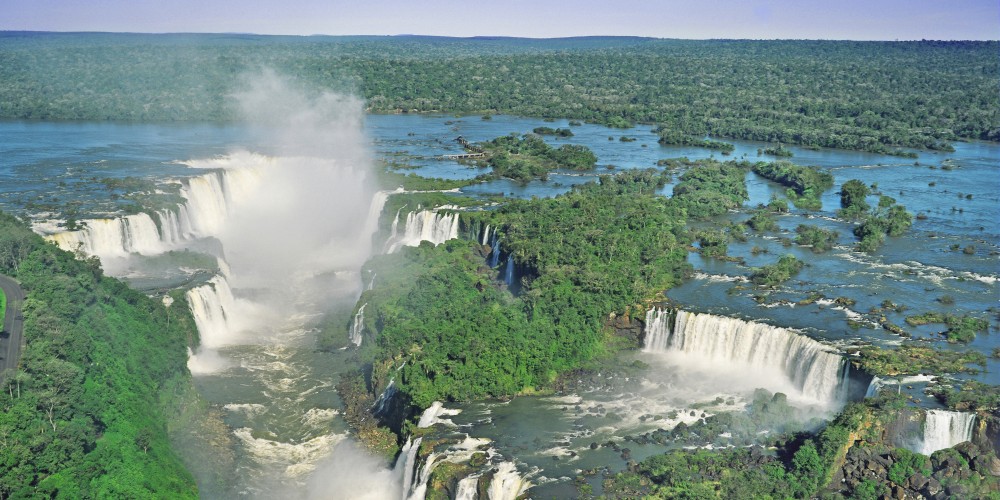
[0,213,198,498]
[0,33,997,155]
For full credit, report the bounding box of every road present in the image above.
[0,274,25,381]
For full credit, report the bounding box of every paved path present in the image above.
[0,274,25,380]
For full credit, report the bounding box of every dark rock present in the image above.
[907,472,928,491]
[923,477,942,496]
[590,442,599,450]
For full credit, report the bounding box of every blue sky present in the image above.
[3,0,997,40]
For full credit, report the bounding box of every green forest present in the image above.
[354,170,690,408]
[1,33,997,155]
[0,213,199,498]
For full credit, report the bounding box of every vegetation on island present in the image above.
[761,144,794,157]
[838,178,872,219]
[794,224,839,252]
[670,159,749,218]
[351,170,690,412]
[531,126,573,137]
[751,161,834,210]
[656,129,735,154]
[473,133,597,182]
[749,254,805,287]
[854,344,987,377]
[0,212,198,498]
[905,312,990,344]
[853,195,913,252]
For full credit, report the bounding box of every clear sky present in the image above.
[3,0,998,40]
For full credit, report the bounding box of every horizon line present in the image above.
[1,30,997,43]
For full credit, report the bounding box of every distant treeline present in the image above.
[0,32,997,154]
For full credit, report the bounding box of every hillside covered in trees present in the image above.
[0,32,996,155]
[0,213,199,498]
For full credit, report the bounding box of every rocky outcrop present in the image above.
[829,442,999,499]
[606,311,645,346]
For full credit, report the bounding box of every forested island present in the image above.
[0,31,997,499]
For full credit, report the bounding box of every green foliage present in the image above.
[749,254,804,287]
[657,129,735,153]
[0,214,197,497]
[762,144,793,157]
[695,229,729,257]
[531,126,573,137]
[927,380,1000,411]
[477,134,597,182]
[752,161,833,210]
[746,211,778,232]
[1,35,996,152]
[794,224,839,252]
[887,448,930,485]
[361,171,689,408]
[853,195,913,252]
[671,159,749,219]
[839,179,871,219]
[905,312,988,343]
[856,345,987,377]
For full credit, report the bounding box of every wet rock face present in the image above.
[608,313,645,345]
[831,442,1000,499]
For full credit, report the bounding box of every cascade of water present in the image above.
[488,233,500,268]
[481,224,491,246]
[367,272,377,291]
[417,401,462,428]
[455,475,480,500]
[644,308,847,404]
[372,380,397,417]
[387,210,460,253]
[349,303,367,346]
[503,255,515,286]
[185,275,239,349]
[919,410,976,455]
[383,206,405,253]
[394,438,423,500]
[406,453,439,500]
[45,166,262,262]
[487,462,531,500]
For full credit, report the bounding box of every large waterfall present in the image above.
[385,209,460,253]
[185,275,241,349]
[644,309,847,405]
[44,166,261,260]
[46,213,164,259]
[919,410,975,455]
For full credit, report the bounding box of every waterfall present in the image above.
[394,438,423,500]
[455,475,479,500]
[349,303,367,346]
[644,308,847,404]
[487,462,531,500]
[919,410,975,455]
[386,209,460,253]
[185,275,240,349]
[406,453,439,500]
[367,272,377,291]
[481,224,491,246]
[365,190,397,247]
[372,380,397,417]
[44,167,262,260]
[46,213,165,259]
[383,206,405,253]
[503,255,515,286]
[488,232,500,268]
